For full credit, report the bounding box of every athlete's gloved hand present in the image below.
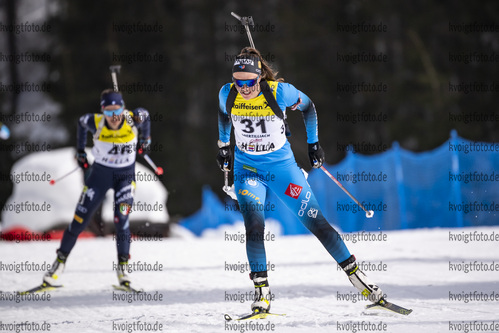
[137,137,151,156]
[308,142,325,168]
[76,150,89,169]
[216,141,232,172]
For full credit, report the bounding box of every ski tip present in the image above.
[112,284,143,293]
[399,308,413,315]
[224,311,285,321]
[18,283,63,295]
[365,300,413,316]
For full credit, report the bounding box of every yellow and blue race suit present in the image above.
[59,109,150,259]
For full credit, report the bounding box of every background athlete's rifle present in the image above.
[109,65,163,176]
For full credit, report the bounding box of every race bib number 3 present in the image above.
[230,82,286,155]
[232,115,286,155]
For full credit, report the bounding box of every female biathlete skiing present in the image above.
[217,47,384,313]
[40,89,151,292]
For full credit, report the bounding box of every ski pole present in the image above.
[223,168,229,190]
[222,163,237,200]
[49,166,80,185]
[137,146,163,176]
[142,153,163,176]
[320,165,374,218]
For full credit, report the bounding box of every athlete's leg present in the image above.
[112,165,135,261]
[268,160,384,302]
[233,165,269,273]
[267,161,351,263]
[59,164,111,255]
[234,164,273,312]
[44,164,111,285]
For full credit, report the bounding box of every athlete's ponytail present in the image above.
[237,47,284,82]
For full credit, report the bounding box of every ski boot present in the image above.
[250,271,271,313]
[116,255,131,288]
[339,255,384,303]
[43,250,68,286]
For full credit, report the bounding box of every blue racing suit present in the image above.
[218,81,351,273]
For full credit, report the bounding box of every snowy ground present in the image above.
[1,225,499,333]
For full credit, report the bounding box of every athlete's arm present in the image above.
[218,83,232,144]
[132,108,151,139]
[277,82,324,167]
[75,114,96,169]
[77,114,97,151]
[276,83,319,144]
[132,108,151,155]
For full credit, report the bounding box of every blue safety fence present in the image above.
[180,130,499,236]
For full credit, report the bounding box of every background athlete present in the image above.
[42,89,151,291]
[217,47,384,313]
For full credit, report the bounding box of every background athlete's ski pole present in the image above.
[142,151,164,176]
[109,65,163,176]
[49,166,80,185]
[319,165,374,218]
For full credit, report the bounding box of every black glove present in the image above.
[216,144,232,172]
[308,142,325,168]
[76,150,89,169]
[137,137,151,155]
